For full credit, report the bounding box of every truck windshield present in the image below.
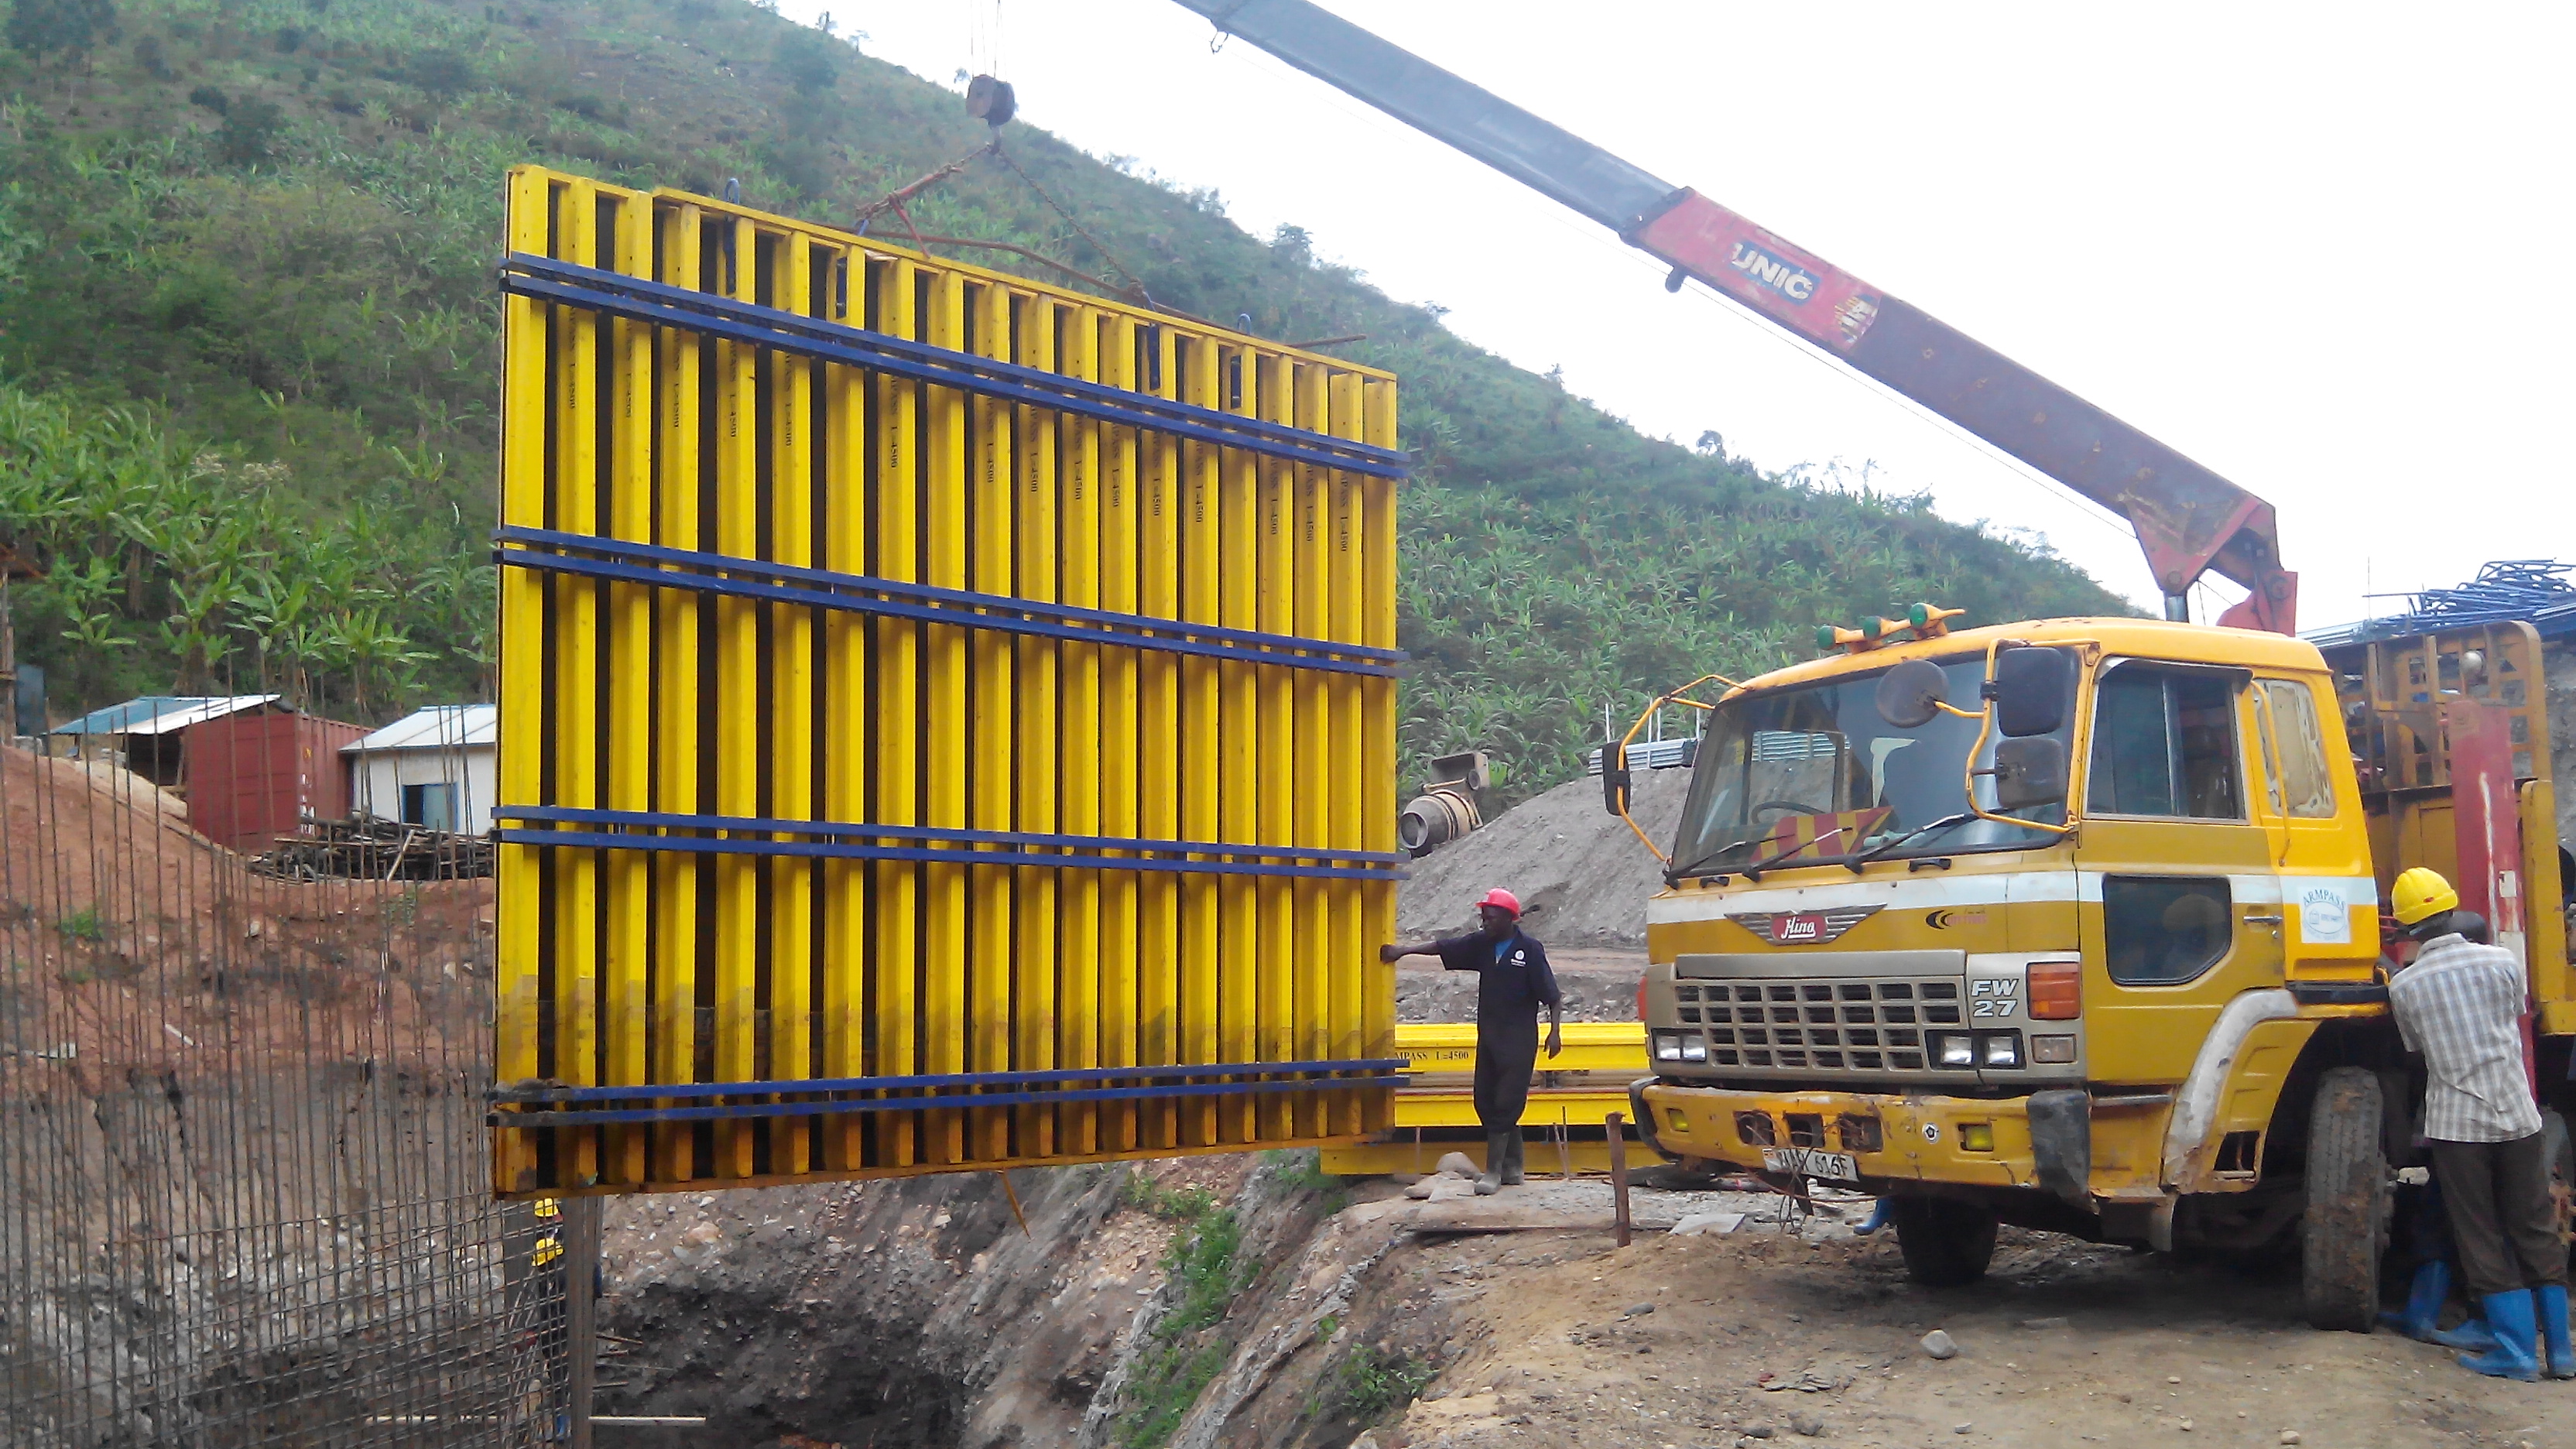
[1668,654,2071,877]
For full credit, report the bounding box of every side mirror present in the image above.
[1992,647,2070,738]
[1874,659,1949,729]
[1992,736,2068,810]
[1601,741,1632,817]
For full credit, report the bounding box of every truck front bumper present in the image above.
[1639,1080,2050,1191]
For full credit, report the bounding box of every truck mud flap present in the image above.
[2028,1089,2091,1208]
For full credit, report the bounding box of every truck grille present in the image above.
[1675,978,1965,1073]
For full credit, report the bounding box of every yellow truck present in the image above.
[1619,610,2571,1327]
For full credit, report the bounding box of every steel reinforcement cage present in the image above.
[490,167,1404,1196]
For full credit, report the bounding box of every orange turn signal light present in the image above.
[2028,961,2082,1020]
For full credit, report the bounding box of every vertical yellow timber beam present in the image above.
[769,235,817,1177]
[603,189,654,1187]
[651,201,704,1182]
[495,167,550,1194]
[1138,327,1184,1150]
[711,214,760,1180]
[1361,378,1399,1129]
[1290,362,1332,1138]
[1096,312,1142,1153]
[872,255,922,1168]
[1253,353,1297,1140]
[922,267,971,1165]
[551,176,603,1188]
[1217,347,1260,1142]
[1177,337,1222,1146]
[966,279,1018,1163]
[1058,304,1104,1156]
[818,244,869,1171]
[1013,296,1063,1159]
[1324,374,1367,1136]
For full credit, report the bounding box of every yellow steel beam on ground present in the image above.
[966,279,1018,1163]
[818,241,869,1170]
[870,252,922,1169]
[603,190,654,1187]
[649,200,705,1184]
[494,169,550,1195]
[1059,303,1105,1157]
[1097,311,1142,1153]
[1394,1021,1652,1075]
[1318,1136,1669,1177]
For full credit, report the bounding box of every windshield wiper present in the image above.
[1738,823,1858,881]
[1843,812,1978,872]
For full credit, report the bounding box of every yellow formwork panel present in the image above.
[1317,1023,1665,1177]
[490,170,1406,1196]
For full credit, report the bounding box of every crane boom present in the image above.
[1173,0,2297,633]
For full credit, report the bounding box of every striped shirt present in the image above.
[2388,933,2542,1143]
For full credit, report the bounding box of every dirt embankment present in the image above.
[1396,767,1687,950]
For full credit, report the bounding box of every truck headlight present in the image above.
[1980,1032,2022,1069]
[1680,1037,1708,1063]
[1653,1032,1683,1062]
[1934,1033,1976,1068]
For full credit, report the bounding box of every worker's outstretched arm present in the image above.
[1379,940,1445,963]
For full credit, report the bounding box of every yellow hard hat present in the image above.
[2391,867,2458,926]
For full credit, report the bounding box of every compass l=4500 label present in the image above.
[1969,978,2019,1019]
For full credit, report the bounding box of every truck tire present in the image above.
[2301,1066,2389,1332]
[1890,1197,1998,1287]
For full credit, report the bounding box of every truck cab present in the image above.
[1628,613,2571,1325]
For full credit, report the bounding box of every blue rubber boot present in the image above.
[2537,1284,2574,1380]
[2459,1290,2541,1382]
[2382,1261,2501,1350]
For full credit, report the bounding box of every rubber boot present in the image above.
[2537,1284,2574,1380]
[2382,1262,2500,1351]
[1474,1132,1508,1195]
[1500,1132,1526,1187]
[2459,1290,2542,1382]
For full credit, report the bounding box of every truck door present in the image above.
[2075,660,2287,1086]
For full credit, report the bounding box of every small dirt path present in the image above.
[1388,1215,2574,1449]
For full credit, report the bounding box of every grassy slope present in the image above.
[0,0,2129,793]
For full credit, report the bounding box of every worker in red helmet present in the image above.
[1381,887,1562,1194]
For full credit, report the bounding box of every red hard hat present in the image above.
[1477,888,1523,918]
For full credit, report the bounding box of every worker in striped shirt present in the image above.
[2386,867,2569,1382]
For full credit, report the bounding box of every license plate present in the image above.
[1762,1147,1860,1183]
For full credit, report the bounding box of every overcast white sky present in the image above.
[791,2,2573,628]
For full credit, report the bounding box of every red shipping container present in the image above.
[183,709,366,854]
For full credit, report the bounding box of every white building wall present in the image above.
[348,747,498,835]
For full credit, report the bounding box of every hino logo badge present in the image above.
[1728,905,1882,946]
[1728,241,1820,303]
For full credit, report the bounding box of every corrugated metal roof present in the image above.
[50,695,279,736]
[343,704,498,755]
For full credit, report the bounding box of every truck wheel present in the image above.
[1890,1197,1998,1287]
[2301,1066,2389,1332]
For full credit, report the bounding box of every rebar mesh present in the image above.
[1,724,567,1447]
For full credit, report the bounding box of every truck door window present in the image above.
[2088,664,2243,820]
[2104,876,2235,985]
[2255,680,2337,818]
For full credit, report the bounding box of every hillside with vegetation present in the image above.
[0,0,2129,798]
